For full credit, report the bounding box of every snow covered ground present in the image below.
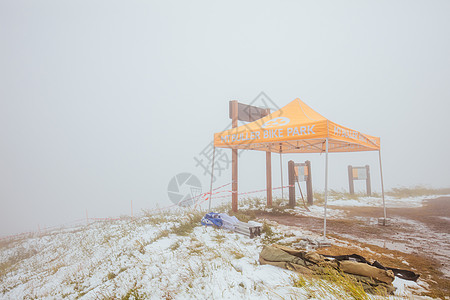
[0,210,430,300]
[324,194,450,209]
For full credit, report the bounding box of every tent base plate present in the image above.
[378,218,390,226]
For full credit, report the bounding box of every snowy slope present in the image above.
[0,211,426,299]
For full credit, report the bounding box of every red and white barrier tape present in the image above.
[1,182,292,241]
[196,184,294,204]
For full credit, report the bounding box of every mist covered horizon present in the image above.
[1,1,449,237]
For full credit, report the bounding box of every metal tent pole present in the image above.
[280,152,284,199]
[323,138,329,238]
[208,146,216,211]
[378,149,386,221]
[266,150,272,207]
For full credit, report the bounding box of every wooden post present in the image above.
[365,165,371,196]
[264,108,272,207]
[305,160,313,205]
[348,165,354,195]
[231,100,238,212]
[288,160,296,207]
[266,151,272,206]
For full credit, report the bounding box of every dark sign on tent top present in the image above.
[229,101,270,122]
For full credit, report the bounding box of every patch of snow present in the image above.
[392,277,429,299]
[325,194,450,209]
[293,205,346,219]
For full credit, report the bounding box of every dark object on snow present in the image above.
[259,244,399,295]
[233,221,262,238]
[322,253,420,282]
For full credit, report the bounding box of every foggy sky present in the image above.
[1,0,450,236]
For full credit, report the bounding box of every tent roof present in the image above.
[213,98,380,153]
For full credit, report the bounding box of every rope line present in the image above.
[1,182,294,241]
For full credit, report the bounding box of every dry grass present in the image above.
[260,222,285,244]
[212,231,226,244]
[227,209,256,222]
[121,284,147,300]
[107,272,116,280]
[0,246,38,279]
[135,240,145,254]
[387,186,450,198]
[229,249,244,260]
[312,186,450,204]
[316,267,373,300]
[141,212,171,225]
[240,197,264,208]
[150,229,170,243]
[0,239,15,251]
[169,241,181,251]
[291,268,384,300]
[170,212,203,236]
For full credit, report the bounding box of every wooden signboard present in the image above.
[229,100,271,211]
[229,102,270,122]
[348,165,371,196]
[289,160,313,207]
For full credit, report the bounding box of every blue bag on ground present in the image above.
[201,212,223,227]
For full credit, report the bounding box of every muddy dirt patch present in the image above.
[255,197,450,298]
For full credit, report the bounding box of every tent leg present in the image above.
[208,146,216,211]
[280,152,284,199]
[323,138,329,238]
[231,100,238,212]
[266,151,272,207]
[378,149,386,221]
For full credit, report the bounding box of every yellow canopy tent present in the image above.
[214,98,380,153]
[211,98,386,238]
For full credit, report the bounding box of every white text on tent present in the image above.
[286,125,315,137]
[221,131,261,143]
